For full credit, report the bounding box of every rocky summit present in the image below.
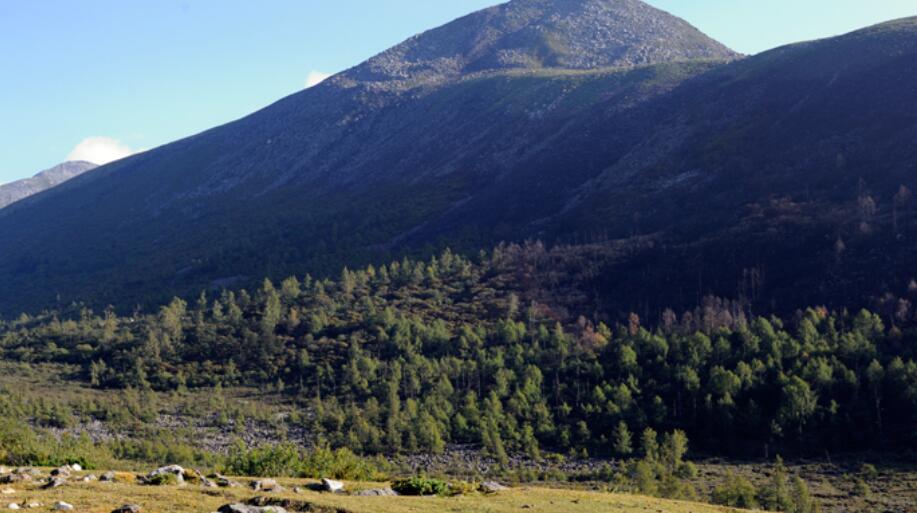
[338,0,738,89]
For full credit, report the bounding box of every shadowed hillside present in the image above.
[0,7,915,320]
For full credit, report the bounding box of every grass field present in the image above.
[1,362,914,513]
[0,472,745,513]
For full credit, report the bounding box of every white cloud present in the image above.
[66,136,138,165]
[305,70,332,89]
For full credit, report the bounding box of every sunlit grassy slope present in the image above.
[2,475,746,513]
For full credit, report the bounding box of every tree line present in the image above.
[1,246,915,460]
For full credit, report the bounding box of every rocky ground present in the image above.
[41,412,917,513]
[0,465,731,513]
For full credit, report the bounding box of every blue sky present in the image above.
[1,0,915,184]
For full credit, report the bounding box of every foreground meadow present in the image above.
[0,473,745,513]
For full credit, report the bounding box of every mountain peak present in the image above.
[339,0,738,88]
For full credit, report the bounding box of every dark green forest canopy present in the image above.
[1,243,916,460]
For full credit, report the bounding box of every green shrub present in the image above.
[108,436,217,468]
[859,463,878,481]
[299,446,384,481]
[0,419,108,469]
[223,442,384,481]
[791,476,818,513]
[712,472,758,509]
[758,458,794,512]
[659,474,697,500]
[145,472,178,486]
[392,477,450,496]
[224,442,301,477]
[853,478,871,498]
[630,460,658,496]
[675,461,698,479]
[513,468,538,483]
[449,480,478,496]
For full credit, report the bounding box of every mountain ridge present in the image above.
[0,161,97,210]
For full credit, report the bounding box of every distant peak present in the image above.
[0,161,97,210]
[35,160,98,177]
[339,0,737,88]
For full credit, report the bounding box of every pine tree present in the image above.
[641,427,659,462]
[661,430,689,474]
[613,421,633,456]
[791,475,818,513]
[260,279,282,337]
[759,456,793,512]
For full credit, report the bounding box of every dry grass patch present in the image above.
[0,474,748,513]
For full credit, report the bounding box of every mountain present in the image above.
[0,2,915,318]
[561,17,917,315]
[0,161,97,210]
[341,0,737,89]
[0,0,738,312]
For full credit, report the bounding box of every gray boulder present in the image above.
[100,471,116,482]
[50,468,70,478]
[0,474,29,484]
[42,478,66,490]
[213,474,240,488]
[250,479,284,492]
[192,469,217,488]
[146,465,185,484]
[320,478,344,493]
[353,487,397,496]
[479,481,509,493]
[217,504,288,513]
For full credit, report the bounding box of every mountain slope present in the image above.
[0,0,736,313]
[557,16,917,314]
[0,161,97,209]
[0,7,916,317]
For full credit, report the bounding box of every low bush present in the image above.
[108,436,218,468]
[712,472,758,509]
[223,442,385,481]
[859,463,879,481]
[853,478,871,497]
[0,419,109,469]
[675,461,698,479]
[448,480,478,496]
[392,477,450,496]
[145,472,179,486]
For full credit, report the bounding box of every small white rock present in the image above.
[7,504,19,511]
[53,502,74,511]
[320,478,345,493]
[70,464,82,472]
